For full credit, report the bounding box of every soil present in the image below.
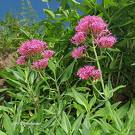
[0,53,16,69]
[0,52,16,87]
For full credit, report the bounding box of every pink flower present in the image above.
[71,32,87,45]
[71,46,86,59]
[77,65,101,80]
[95,35,117,48]
[75,21,90,33]
[91,21,107,35]
[16,56,26,65]
[77,66,95,80]
[32,58,48,70]
[42,50,55,58]
[92,69,101,80]
[75,15,107,34]
[88,16,105,24]
[18,39,48,56]
[78,15,92,25]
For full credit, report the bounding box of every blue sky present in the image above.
[0,0,102,20]
[0,0,59,20]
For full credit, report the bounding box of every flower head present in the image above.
[16,56,26,65]
[77,65,95,80]
[42,50,55,58]
[71,45,86,59]
[92,69,101,80]
[91,21,107,35]
[71,32,87,45]
[75,15,107,35]
[78,15,92,25]
[32,58,48,70]
[95,35,117,48]
[75,21,90,33]
[18,39,48,56]
[77,65,101,80]
[88,16,105,24]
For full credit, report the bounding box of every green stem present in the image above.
[92,82,105,99]
[38,71,50,88]
[93,44,105,91]
[54,72,60,96]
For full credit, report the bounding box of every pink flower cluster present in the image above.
[32,58,49,69]
[16,39,55,69]
[75,15,107,35]
[18,39,48,56]
[77,65,101,80]
[42,50,55,59]
[16,56,26,65]
[71,15,116,50]
[95,35,117,48]
[70,15,117,80]
[71,32,86,45]
[71,45,86,59]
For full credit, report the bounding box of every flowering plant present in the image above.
[2,15,130,134]
[17,39,55,69]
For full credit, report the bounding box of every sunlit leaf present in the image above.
[44,9,55,19]
[61,60,76,83]
[61,111,71,134]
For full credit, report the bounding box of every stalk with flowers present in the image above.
[1,13,135,134]
[70,15,116,100]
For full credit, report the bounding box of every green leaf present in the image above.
[107,48,121,52]
[43,117,55,129]
[0,88,8,93]
[75,87,89,92]
[73,102,86,116]
[20,28,33,39]
[61,60,75,83]
[0,130,7,135]
[44,9,55,19]
[131,63,135,66]
[96,119,118,133]
[116,102,129,119]
[89,96,96,111]
[61,111,71,134]
[72,114,83,133]
[71,0,80,4]
[103,0,117,7]
[72,89,89,112]
[82,115,90,135]
[29,72,36,85]
[7,69,24,81]
[56,128,66,135]
[61,10,69,18]
[0,106,13,113]
[112,85,125,93]
[48,60,56,74]
[43,109,55,115]
[125,104,135,132]
[3,113,14,135]
[105,101,123,131]
[13,100,23,132]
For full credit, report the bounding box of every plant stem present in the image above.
[92,43,105,91]
[54,72,60,96]
[38,71,50,88]
[92,82,105,99]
